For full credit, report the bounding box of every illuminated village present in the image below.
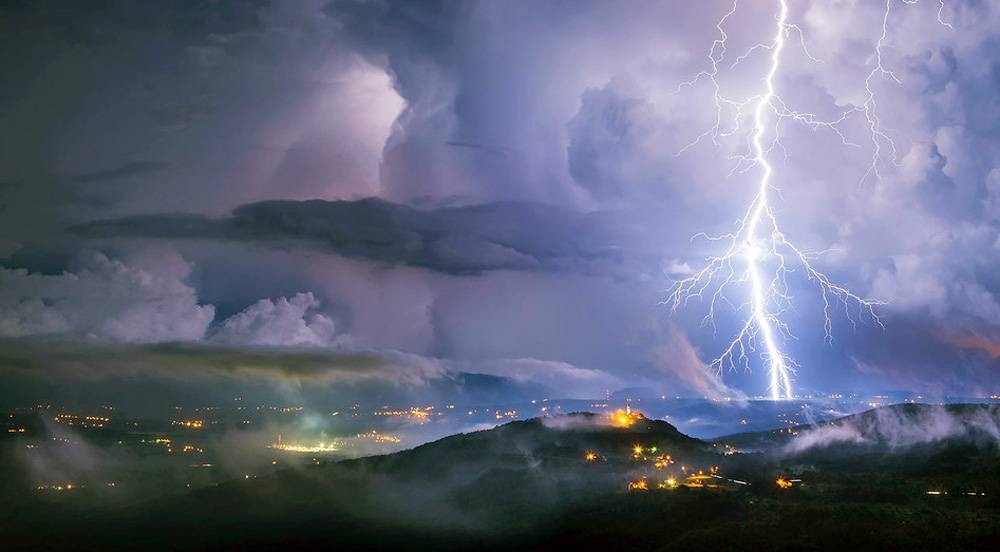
[593,403,757,493]
[4,393,996,507]
[269,434,341,454]
[0,388,996,552]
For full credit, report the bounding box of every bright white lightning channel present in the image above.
[666,0,949,400]
[747,0,792,400]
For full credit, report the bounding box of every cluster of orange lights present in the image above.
[653,454,674,469]
[270,434,339,453]
[53,414,110,428]
[271,441,340,453]
[775,477,793,489]
[684,469,717,488]
[494,409,518,420]
[658,477,678,489]
[36,483,79,492]
[610,409,643,428]
[627,479,649,491]
[631,444,664,460]
[616,440,728,492]
[144,437,176,453]
[355,430,401,444]
[374,407,432,420]
[171,420,204,429]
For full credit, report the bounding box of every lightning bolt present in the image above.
[667,0,949,399]
[746,0,795,401]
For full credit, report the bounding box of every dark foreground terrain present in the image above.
[2,404,999,551]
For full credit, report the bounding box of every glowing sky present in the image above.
[1,0,999,401]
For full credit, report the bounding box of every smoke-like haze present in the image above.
[784,404,1000,453]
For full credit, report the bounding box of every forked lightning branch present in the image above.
[667,0,950,400]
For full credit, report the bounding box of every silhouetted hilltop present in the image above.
[722,403,1000,454]
[5,408,1000,551]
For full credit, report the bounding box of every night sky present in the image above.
[1,0,998,405]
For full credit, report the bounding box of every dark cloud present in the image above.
[0,336,599,414]
[0,337,386,382]
[322,0,715,206]
[70,198,629,274]
[567,80,669,201]
[68,161,168,184]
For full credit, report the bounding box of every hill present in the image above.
[720,403,1000,454]
[3,408,1000,551]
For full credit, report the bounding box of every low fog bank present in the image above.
[783,404,1000,454]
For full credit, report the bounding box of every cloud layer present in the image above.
[1,0,999,397]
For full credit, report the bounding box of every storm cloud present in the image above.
[2,0,1000,398]
[70,198,628,274]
